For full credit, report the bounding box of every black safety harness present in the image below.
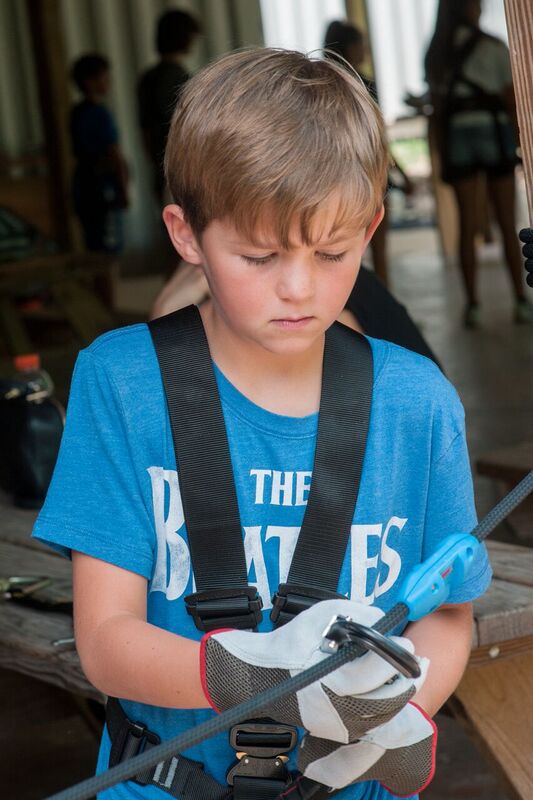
[43,304,533,799]
[106,304,374,800]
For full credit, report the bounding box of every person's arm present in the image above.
[141,127,156,161]
[150,261,210,320]
[405,601,473,717]
[502,83,519,142]
[107,142,129,208]
[389,155,414,195]
[73,551,208,708]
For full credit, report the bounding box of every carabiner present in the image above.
[320,614,421,679]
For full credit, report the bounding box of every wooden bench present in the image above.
[2,499,533,799]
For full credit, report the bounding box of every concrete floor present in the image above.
[3,223,532,799]
[387,226,533,529]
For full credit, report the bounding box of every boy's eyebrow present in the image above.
[229,231,360,249]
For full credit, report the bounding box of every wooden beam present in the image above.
[504,0,533,222]
[345,0,374,80]
[25,0,78,250]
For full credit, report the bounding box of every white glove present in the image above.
[299,702,437,795]
[201,599,429,743]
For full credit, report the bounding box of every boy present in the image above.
[70,54,129,253]
[33,49,491,799]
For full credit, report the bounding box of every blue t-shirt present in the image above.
[71,100,118,161]
[32,323,491,800]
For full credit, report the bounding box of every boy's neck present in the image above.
[200,302,323,417]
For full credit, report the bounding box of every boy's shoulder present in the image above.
[369,336,461,415]
[84,322,155,382]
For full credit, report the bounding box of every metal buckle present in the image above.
[270,583,344,627]
[184,587,263,631]
[227,722,297,787]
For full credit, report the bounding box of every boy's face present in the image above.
[164,202,383,358]
[86,70,111,98]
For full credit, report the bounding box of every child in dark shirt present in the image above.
[71,54,129,253]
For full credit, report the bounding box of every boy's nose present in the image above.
[276,261,315,303]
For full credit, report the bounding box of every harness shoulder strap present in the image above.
[148,307,373,631]
[271,323,373,624]
[149,306,262,631]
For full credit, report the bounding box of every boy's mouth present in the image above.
[271,316,314,329]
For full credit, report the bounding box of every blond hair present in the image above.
[165,48,389,248]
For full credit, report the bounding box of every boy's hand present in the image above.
[201,599,428,743]
[297,701,437,795]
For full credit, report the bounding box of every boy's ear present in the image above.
[163,205,203,265]
[364,205,385,245]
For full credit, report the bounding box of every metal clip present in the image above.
[320,614,421,678]
[0,575,52,600]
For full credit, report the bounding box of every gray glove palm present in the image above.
[297,701,437,796]
[201,599,428,743]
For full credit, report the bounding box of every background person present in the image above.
[137,9,201,203]
[70,54,129,253]
[425,0,532,327]
[324,20,414,288]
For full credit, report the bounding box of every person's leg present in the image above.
[450,175,480,323]
[486,173,527,303]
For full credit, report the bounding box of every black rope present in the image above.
[472,470,533,540]
[44,470,533,800]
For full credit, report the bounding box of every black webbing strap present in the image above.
[149,306,247,591]
[149,306,373,630]
[149,307,262,631]
[106,698,231,800]
[234,777,289,799]
[285,320,372,589]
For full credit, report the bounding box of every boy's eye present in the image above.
[318,251,347,262]
[241,254,276,265]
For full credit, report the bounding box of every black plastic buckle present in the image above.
[184,586,263,632]
[119,719,161,765]
[227,722,297,787]
[270,583,345,627]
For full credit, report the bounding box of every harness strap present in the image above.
[234,777,290,799]
[148,306,373,630]
[148,306,249,593]
[107,698,299,800]
[106,698,231,799]
[283,314,373,592]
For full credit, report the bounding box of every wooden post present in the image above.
[25,0,78,250]
[504,0,533,222]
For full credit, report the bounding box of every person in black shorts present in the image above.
[425,0,532,327]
